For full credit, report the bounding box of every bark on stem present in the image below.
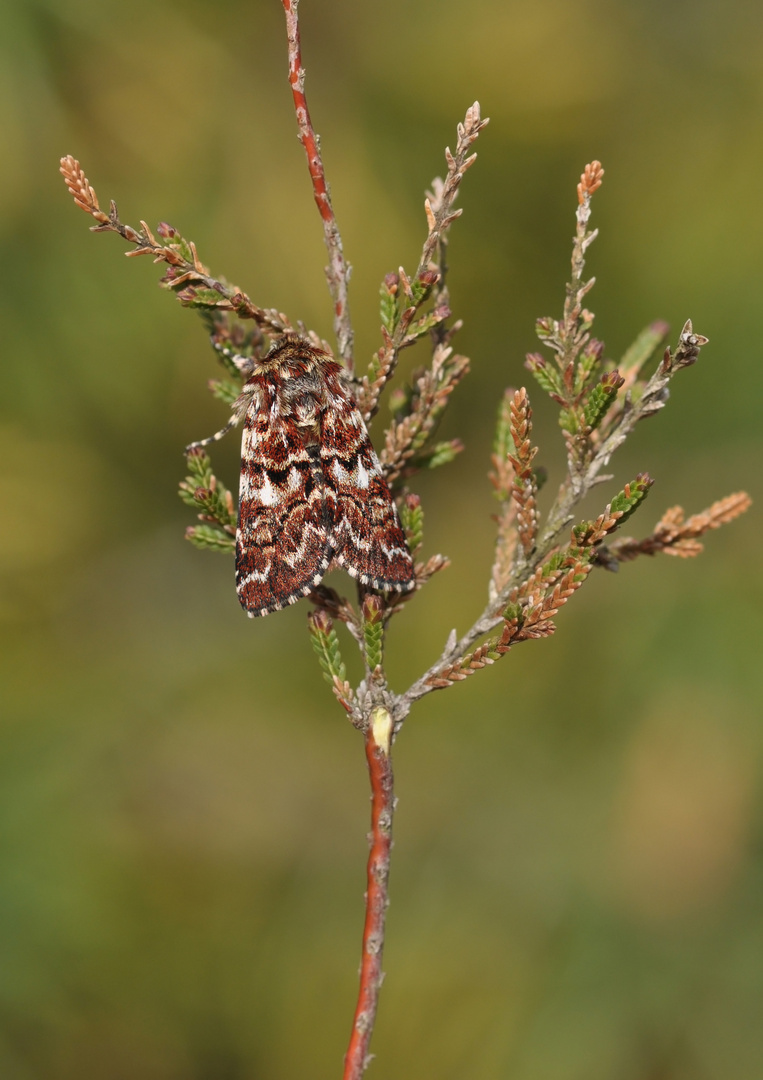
[343,708,395,1080]
[281,0,354,370]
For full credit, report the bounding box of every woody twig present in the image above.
[343,710,395,1080]
[281,0,354,370]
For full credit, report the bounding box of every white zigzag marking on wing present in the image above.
[381,543,411,559]
[355,456,370,490]
[331,459,351,484]
[257,473,279,506]
[282,528,330,568]
[336,521,372,552]
[287,466,303,493]
[335,513,410,562]
[238,563,272,585]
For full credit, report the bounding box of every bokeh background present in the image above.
[2,0,762,1077]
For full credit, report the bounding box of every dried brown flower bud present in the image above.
[362,594,384,625]
[577,160,605,204]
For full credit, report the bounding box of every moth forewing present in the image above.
[319,383,415,591]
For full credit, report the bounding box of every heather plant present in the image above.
[59,1,750,1076]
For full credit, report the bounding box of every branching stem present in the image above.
[400,324,702,706]
[60,17,750,1070]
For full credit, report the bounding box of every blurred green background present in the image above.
[2,0,762,1077]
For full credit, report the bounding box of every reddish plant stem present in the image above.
[344,709,395,1080]
[281,0,354,371]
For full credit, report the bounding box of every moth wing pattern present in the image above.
[235,375,334,616]
[224,336,414,618]
[320,369,415,592]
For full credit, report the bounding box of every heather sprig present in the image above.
[604,492,752,563]
[60,8,750,1076]
[179,448,236,553]
[361,594,385,674]
[400,494,425,556]
[357,101,488,422]
[59,157,297,338]
[60,59,747,727]
[308,609,355,716]
[380,342,470,485]
[507,387,540,558]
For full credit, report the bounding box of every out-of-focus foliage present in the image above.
[1,0,761,1077]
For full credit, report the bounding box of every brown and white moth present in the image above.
[188,336,415,617]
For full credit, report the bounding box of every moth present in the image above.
[188,336,416,617]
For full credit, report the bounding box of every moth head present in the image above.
[263,334,329,368]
